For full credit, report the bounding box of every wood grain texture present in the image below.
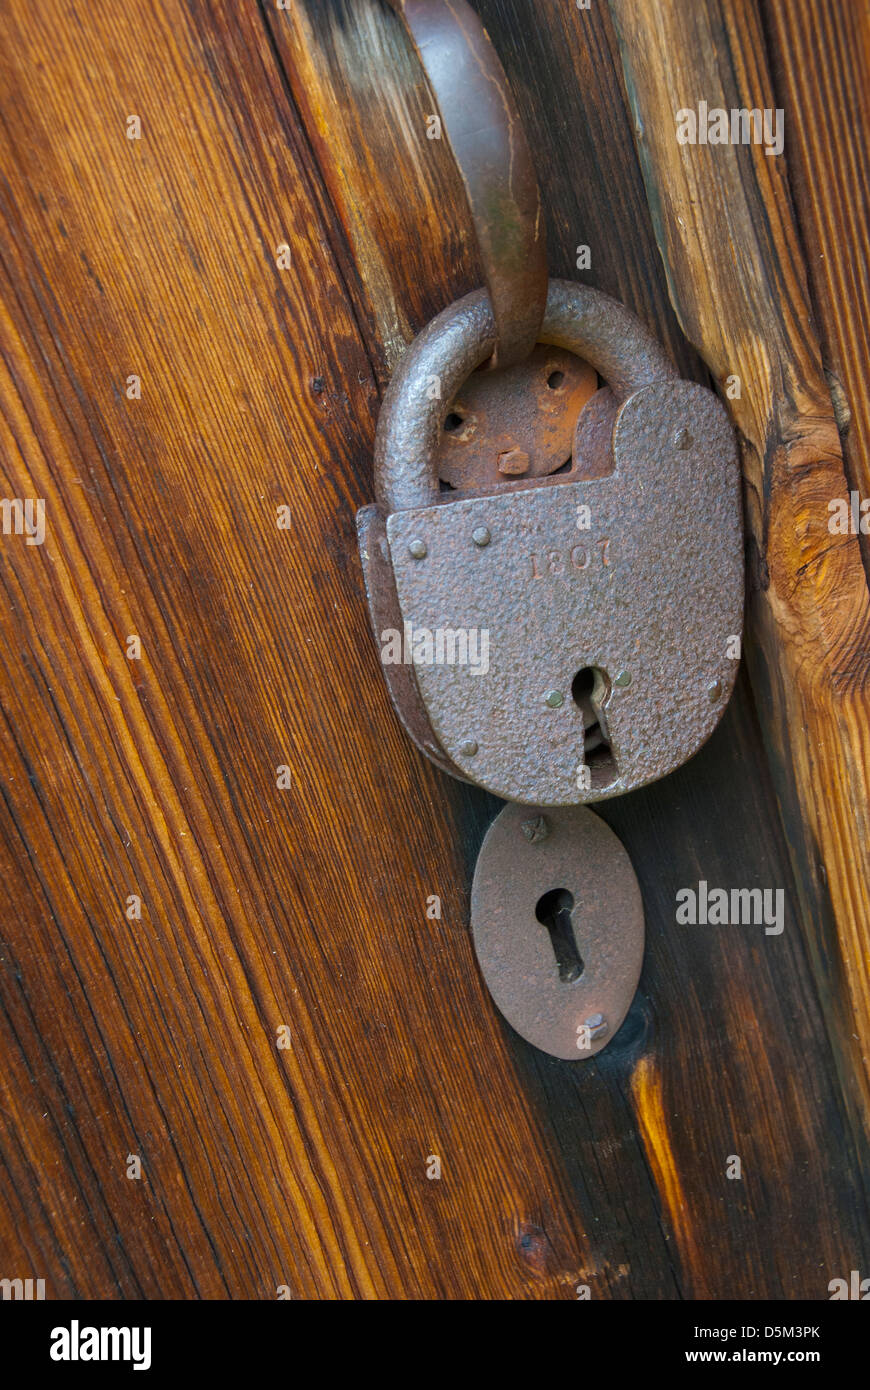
[761,0,870,574]
[610,0,870,1156]
[0,0,865,1300]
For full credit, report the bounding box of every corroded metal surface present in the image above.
[361,277,743,805]
[385,377,743,804]
[374,279,677,514]
[356,503,470,782]
[389,0,547,367]
[435,345,598,491]
[471,803,644,1059]
[571,386,620,479]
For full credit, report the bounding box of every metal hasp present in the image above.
[388,0,547,367]
[360,277,744,805]
[471,803,644,1060]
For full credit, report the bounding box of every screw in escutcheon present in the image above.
[521,815,550,843]
[584,1013,609,1041]
[408,538,427,559]
[472,526,491,547]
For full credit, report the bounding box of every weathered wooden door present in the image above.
[0,0,867,1306]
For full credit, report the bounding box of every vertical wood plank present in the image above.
[761,0,870,573]
[610,0,870,1158]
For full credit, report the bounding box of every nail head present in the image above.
[521,815,550,843]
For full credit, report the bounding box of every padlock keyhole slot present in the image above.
[443,411,464,432]
[571,666,603,706]
[572,666,619,791]
[535,889,584,984]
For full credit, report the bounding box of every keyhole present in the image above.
[572,665,618,789]
[535,888,584,983]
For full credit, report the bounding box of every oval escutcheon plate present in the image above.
[471,803,644,1060]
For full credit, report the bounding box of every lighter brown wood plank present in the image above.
[762,0,870,572]
[611,0,870,1154]
[0,0,611,1298]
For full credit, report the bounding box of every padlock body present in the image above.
[383,380,743,805]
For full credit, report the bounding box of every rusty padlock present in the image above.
[357,278,743,807]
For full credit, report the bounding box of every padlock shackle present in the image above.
[374,279,679,514]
